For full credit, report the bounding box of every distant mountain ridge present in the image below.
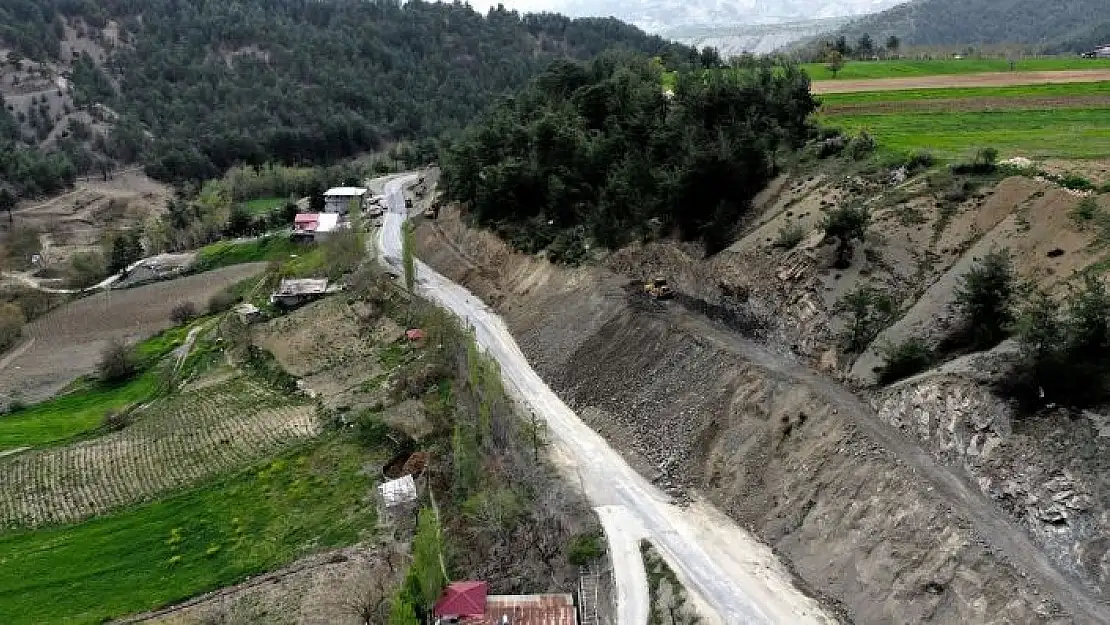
[528,0,907,54]
[829,0,1110,49]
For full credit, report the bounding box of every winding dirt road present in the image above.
[377,175,836,625]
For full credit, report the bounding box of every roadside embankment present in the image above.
[415,206,1092,625]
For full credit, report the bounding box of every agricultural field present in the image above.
[817,78,1110,159]
[0,263,265,407]
[0,437,381,625]
[239,196,291,216]
[801,57,1110,81]
[0,376,319,527]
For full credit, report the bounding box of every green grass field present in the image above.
[239,197,291,216]
[827,108,1110,159]
[194,236,303,271]
[819,81,1110,107]
[802,57,1110,81]
[0,437,379,625]
[0,324,199,450]
[0,371,161,450]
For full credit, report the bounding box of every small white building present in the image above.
[1097,46,1110,58]
[323,187,368,214]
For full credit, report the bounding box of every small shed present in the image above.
[378,474,418,508]
[270,278,329,307]
[323,187,368,214]
[1097,46,1110,58]
[235,303,262,324]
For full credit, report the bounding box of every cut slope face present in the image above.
[415,205,1105,624]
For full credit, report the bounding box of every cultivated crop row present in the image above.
[0,378,320,528]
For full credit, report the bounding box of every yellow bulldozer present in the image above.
[643,277,673,300]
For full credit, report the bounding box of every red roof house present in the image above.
[434,581,489,619]
[293,213,320,233]
[406,328,426,342]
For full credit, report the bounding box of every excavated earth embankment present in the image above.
[415,208,1097,625]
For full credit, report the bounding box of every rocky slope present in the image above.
[413,195,1108,623]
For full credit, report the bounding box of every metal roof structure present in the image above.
[435,581,489,618]
[462,595,577,625]
[323,187,368,197]
[378,474,418,507]
[274,278,329,296]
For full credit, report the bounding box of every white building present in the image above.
[323,187,368,214]
[1097,46,1110,58]
[292,212,342,240]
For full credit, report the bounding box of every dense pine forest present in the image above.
[1,0,698,195]
[440,55,817,257]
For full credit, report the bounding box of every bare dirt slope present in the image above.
[6,169,171,272]
[812,70,1110,93]
[0,263,265,407]
[416,203,1108,624]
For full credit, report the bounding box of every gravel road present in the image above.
[596,506,650,625]
[377,175,836,625]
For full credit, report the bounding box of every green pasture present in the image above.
[826,108,1110,159]
[803,57,1110,81]
[0,438,379,625]
[818,80,1110,107]
[239,196,291,216]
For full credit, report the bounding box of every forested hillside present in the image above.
[440,54,817,256]
[0,0,697,193]
[830,0,1108,49]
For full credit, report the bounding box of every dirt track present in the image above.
[812,69,1110,94]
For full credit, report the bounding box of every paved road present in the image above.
[377,175,836,625]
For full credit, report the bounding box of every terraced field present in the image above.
[0,377,319,527]
[802,58,1110,81]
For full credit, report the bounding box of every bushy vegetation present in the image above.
[823,204,871,268]
[839,287,897,353]
[953,250,1017,350]
[0,301,25,354]
[441,54,817,256]
[878,337,934,384]
[1013,276,1110,407]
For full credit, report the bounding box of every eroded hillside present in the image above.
[413,161,1110,623]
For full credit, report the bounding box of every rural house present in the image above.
[323,187,368,214]
[434,581,578,625]
[292,212,341,240]
[1098,46,1110,58]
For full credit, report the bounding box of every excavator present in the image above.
[643,277,673,300]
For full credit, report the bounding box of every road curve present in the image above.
[596,506,650,625]
[377,175,836,625]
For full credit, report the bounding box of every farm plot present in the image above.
[827,107,1110,159]
[0,263,265,407]
[820,81,1110,114]
[0,377,320,528]
[802,57,1110,81]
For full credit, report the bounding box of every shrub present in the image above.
[878,337,933,384]
[823,204,870,268]
[954,250,1016,350]
[207,288,240,314]
[839,287,896,353]
[101,409,132,432]
[170,301,197,325]
[568,532,604,566]
[64,251,108,288]
[98,339,138,384]
[845,131,875,160]
[1071,196,1099,223]
[1058,175,1094,191]
[775,222,805,249]
[951,148,999,175]
[905,150,936,172]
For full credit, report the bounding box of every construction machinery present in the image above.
[643,277,673,300]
